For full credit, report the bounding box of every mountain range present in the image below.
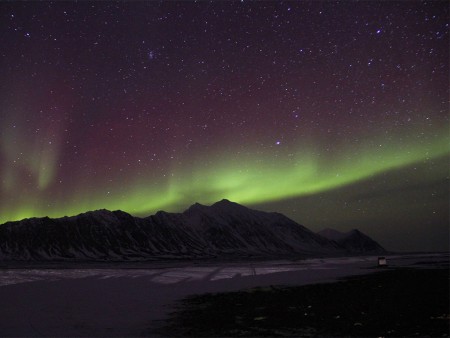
[0,199,386,261]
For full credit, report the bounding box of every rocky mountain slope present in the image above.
[0,200,384,261]
[318,228,386,253]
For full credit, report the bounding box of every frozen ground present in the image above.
[0,253,447,337]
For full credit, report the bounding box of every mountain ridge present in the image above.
[0,200,386,261]
[318,228,386,253]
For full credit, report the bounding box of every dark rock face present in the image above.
[318,228,386,254]
[0,200,382,261]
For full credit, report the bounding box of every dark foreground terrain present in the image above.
[160,267,449,337]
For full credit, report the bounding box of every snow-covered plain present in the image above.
[0,253,447,337]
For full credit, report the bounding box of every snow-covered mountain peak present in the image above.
[76,208,113,216]
[212,199,237,207]
[183,200,251,218]
[72,209,118,222]
[210,199,251,213]
[183,202,210,215]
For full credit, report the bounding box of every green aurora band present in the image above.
[1,128,448,225]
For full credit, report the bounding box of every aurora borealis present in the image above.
[0,1,448,251]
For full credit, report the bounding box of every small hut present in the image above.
[378,256,387,267]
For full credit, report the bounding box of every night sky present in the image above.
[0,1,448,251]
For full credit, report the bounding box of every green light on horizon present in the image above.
[1,129,448,224]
